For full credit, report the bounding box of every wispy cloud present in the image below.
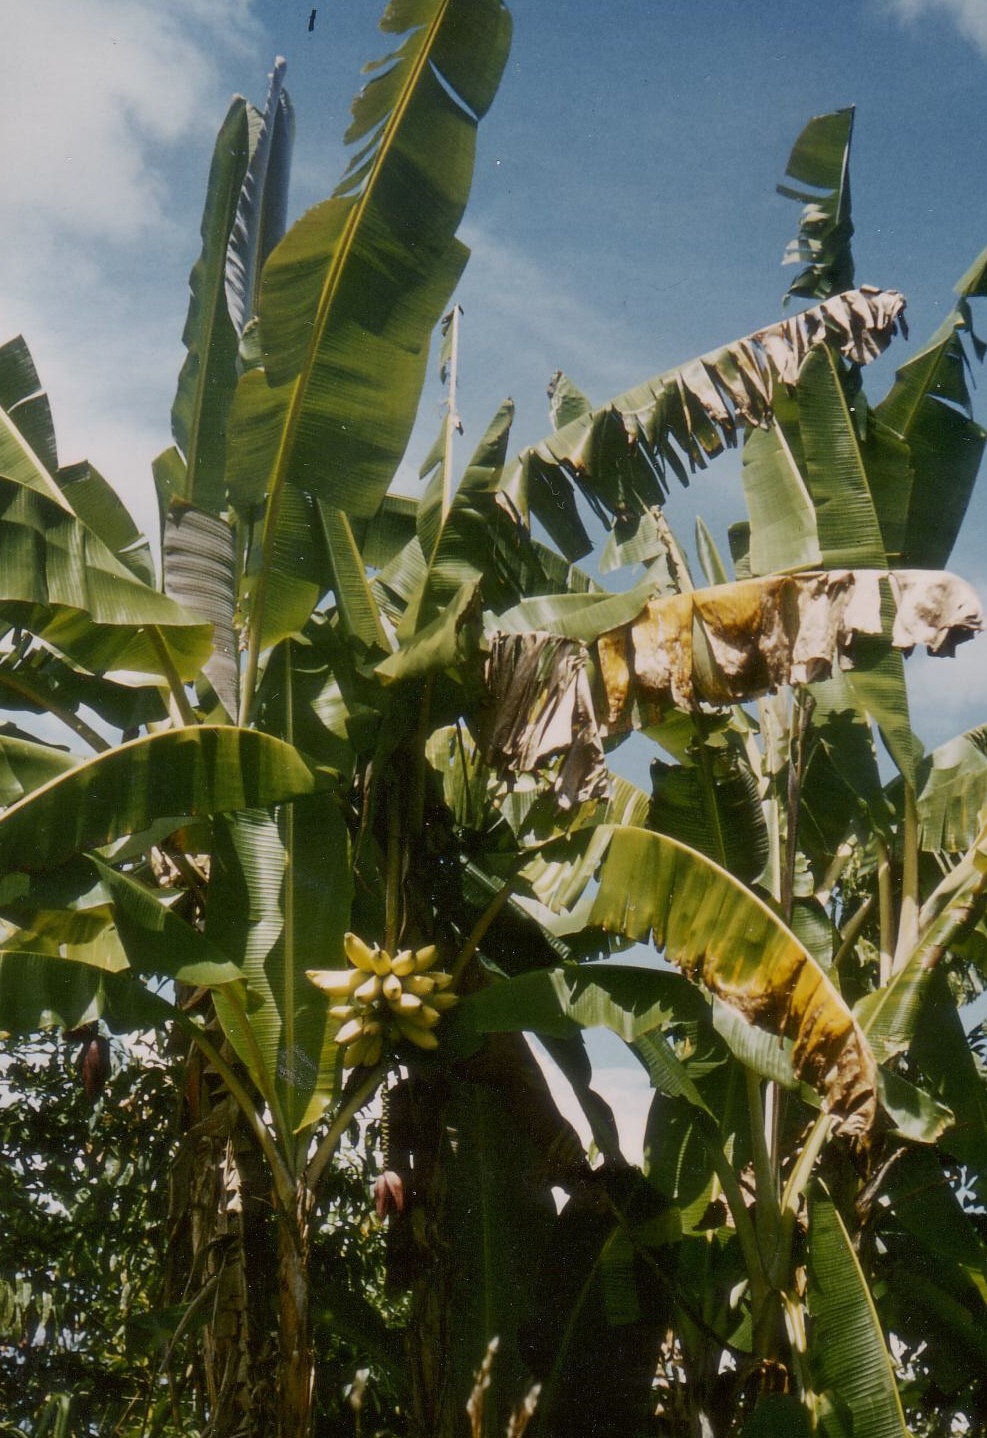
[883,0,987,57]
[2,0,264,537]
[6,0,260,240]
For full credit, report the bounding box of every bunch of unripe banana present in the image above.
[307,932,458,1068]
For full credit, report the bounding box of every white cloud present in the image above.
[883,0,987,57]
[5,0,260,241]
[0,0,265,539]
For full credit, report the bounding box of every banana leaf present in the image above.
[0,338,212,680]
[0,950,174,1036]
[910,724,987,853]
[56,460,154,586]
[229,0,512,680]
[0,726,335,873]
[224,58,294,340]
[0,644,166,739]
[152,96,251,519]
[778,108,855,304]
[501,827,876,1131]
[0,730,79,805]
[503,288,907,561]
[874,262,987,569]
[806,1193,910,1438]
[583,826,876,1130]
[154,63,294,520]
[162,504,239,718]
[206,794,353,1142]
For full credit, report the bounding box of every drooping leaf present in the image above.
[486,573,978,768]
[90,859,243,988]
[0,951,172,1036]
[504,288,906,560]
[0,726,335,873]
[530,826,876,1132]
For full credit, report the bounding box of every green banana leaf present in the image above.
[0,726,335,873]
[874,265,987,569]
[649,743,768,887]
[806,1193,910,1438]
[228,0,511,671]
[224,57,294,340]
[0,641,165,739]
[56,460,154,586]
[154,63,294,519]
[741,386,822,575]
[909,724,987,853]
[797,344,889,568]
[0,337,212,680]
[153,93,249,516]
[0,730,79,804]
[162,504,239,718]
[89,859,242,988]
[855,813,987,1062]
[0,950,173,1036]
[778,107,855,303]
[206,794,353,1142]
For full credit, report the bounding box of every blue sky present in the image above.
[5,0,987,1139]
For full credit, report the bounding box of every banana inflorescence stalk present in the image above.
[307,932,458,1067]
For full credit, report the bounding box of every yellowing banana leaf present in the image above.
[0,726,335,873]
[526,824,876,1132]
[504,288,906,561]
[229,0,512,686]
[483,572,980,796]
[778,107,855,303]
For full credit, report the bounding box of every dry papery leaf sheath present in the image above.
[484,567,982,808]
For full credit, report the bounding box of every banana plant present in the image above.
[5,51,987,1438]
